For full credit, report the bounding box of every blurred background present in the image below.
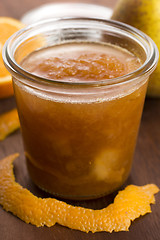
[0,0,117,19]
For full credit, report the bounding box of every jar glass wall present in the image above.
[3,18,158,199]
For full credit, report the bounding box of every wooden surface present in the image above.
[0,0,160,239]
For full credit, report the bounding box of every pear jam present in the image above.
[14,42,147,199]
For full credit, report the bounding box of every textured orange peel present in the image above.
[0,153,159,233]
[0,108,20,140]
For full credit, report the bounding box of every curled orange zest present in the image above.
[0,108,20,140]
[0,153,159,233]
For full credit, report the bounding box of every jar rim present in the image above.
[3,17,159,87]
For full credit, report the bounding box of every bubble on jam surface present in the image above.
[126,57,142,74]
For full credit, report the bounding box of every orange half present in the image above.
[0,17,24,98]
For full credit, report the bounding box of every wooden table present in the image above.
[0,0,160,239]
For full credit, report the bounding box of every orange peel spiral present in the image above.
[0,153,159,233]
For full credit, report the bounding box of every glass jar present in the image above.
[3,18,158,200]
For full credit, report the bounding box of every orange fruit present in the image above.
[0,17,24,99]
[0,153,159,232]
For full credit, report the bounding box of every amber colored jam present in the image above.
[14,42,147,199]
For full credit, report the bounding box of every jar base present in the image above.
[26,155,131,200]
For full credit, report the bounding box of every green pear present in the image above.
[112,0,160,97]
